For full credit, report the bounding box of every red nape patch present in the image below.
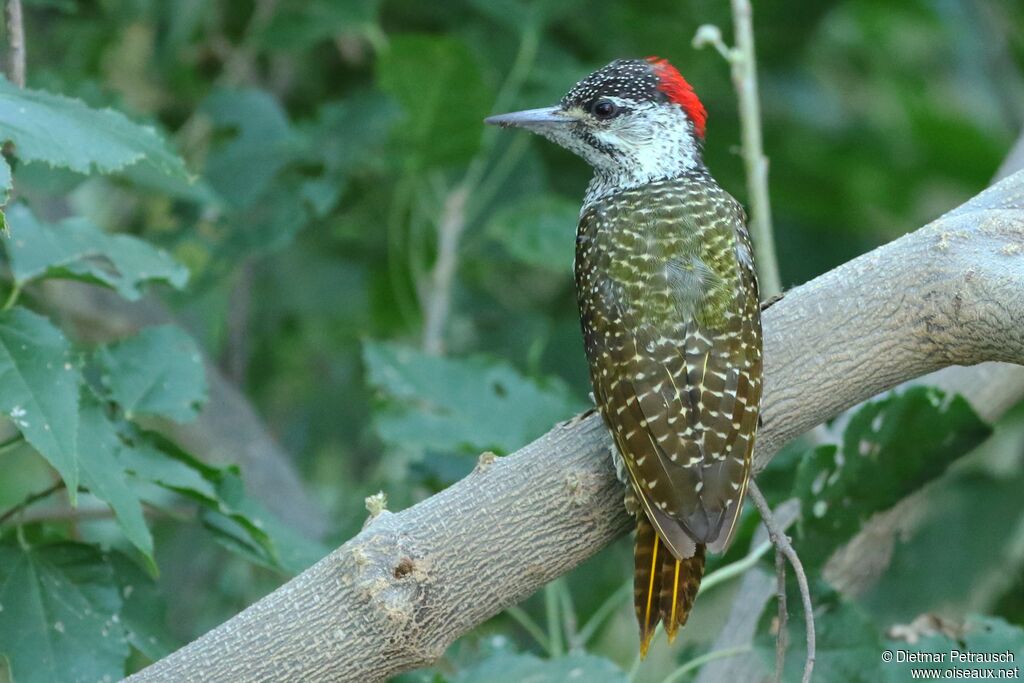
[646,56,707,138]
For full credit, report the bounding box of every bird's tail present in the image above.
[634,514,706,658]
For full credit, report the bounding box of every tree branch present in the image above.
[5,0,25,88]
[125,168,1024,681]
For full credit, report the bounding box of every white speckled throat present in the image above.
[576,100,703,207]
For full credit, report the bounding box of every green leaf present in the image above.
[957,615,1024,657]
[0,307,80,500]
[882,616,1024,682]
[0,76,190,182]
[486,194,579,272]
[199,467,326,574]
[123,431,325,574]
[363,341,584,454]
[109,552,177,660]
[377,35,493,168]
[120,438,217,502]
[77,392,153,565]
[858,469,1024,622]
[454,652,626,683]
[94,325,207,423]
[200,88,297,209]
[299,91,402,210]
[792,387,991,568]
[4,203,189,300]
[0,541,128,683]
[120,433,275,563]
[258,0,380,52]
[221,178,312,256]
[198,467,278,565]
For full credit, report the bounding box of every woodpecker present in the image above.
[486,57,763,655]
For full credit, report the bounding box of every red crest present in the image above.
[646,57,707,138]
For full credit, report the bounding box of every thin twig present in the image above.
[5,0,25,88]
[729,0,782,297]
[557,579,580,651]
[421,186,467,355]
[219,0,278,86]
[17,501,196,525]
[774,547,788,683]
[223,261,254,386]
[544,580,564,657]
[418,20,540,354]
[577,581,630,645]
[0,481,64,525]
[748,482,815,683]
[693,4,783,297]
[701,537,773,592]
[505,605,551,654]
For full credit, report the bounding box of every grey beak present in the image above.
[484,106,570,129]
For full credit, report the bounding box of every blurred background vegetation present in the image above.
[1,0,1024,681]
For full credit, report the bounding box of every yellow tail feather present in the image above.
[634,515,707,658]
[667,559,682,643]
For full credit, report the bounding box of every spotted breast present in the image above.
[575,168,763,646]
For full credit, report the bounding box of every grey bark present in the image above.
[125,171,1024,682]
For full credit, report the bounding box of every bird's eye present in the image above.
[592,99,618,119]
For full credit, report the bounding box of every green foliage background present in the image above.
[0,1,1022,681]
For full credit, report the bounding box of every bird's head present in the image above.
[486,57,707,195]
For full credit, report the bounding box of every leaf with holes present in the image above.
[94,325,207,422]
[109,552,177,660]
[0,541,128,683]
[4,204,188,300]
[792,386,991,569]
[0,307,81,500]
[363,341,584,454]
[881,616,1024,682]
[200,88,298,209]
